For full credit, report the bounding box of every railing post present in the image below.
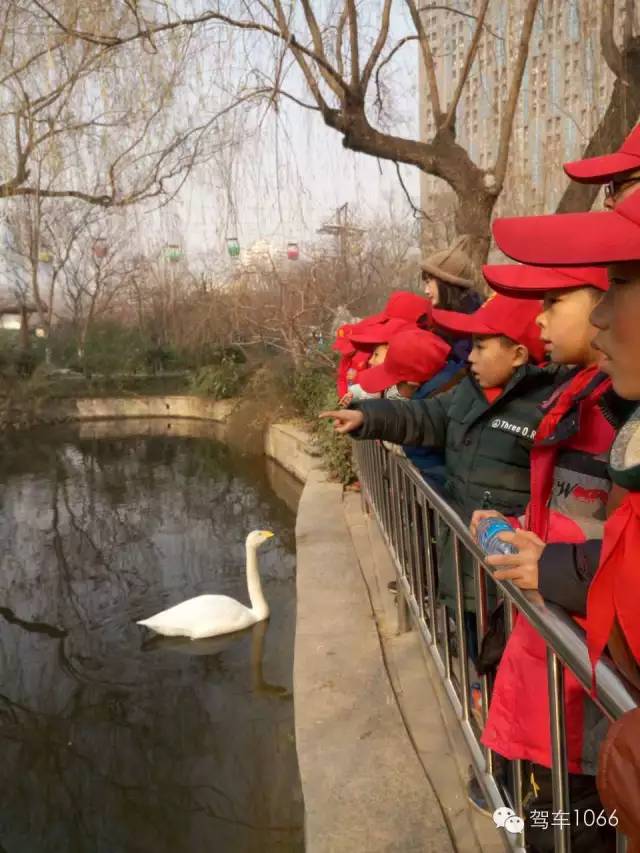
[452,535,471,721]
[397,587,410,634]
[547,648,570,853]
[352,441,637,853]
[421,498,438,645]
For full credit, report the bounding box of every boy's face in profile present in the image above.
[592,262,640,400]
[468,335,527,389]
[369,344,389,366]
[537,287,600,365]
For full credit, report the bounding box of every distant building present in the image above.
[419,1,625,247]
[0,301,44,333]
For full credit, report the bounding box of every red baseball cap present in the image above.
[564,125,640,183]
[482,264,609,297]
[348,316,414,346]
[332,323,358,354]
[492,187,640,267]
[366,290,432,324]
[432,294,545,363]
[358,328,450,393]
[332,316,386,354]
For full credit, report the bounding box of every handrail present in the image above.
[353,440,637,852]
[396,451,639,721]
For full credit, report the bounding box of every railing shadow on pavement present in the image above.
[353,439,638,853]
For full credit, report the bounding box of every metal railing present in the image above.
[353,440,638,853]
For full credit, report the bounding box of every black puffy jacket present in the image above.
[352,363,563,609]
[352,363,562,521]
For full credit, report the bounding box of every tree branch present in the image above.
[493,0,540,190]
[601,0,623,77]
[362,0,393,90]
[404,0,443,123]
[442,0,490,129]
[345,0,361,88]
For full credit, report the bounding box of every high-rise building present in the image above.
[419,1,627,248]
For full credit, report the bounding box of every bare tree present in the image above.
[40,1,640,263]
[0,1,253,209]
[557,0,640,213]
[36,0,543,270]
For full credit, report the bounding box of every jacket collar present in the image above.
[536,368,610,447]
[609,405,640,491]
[460,363,553,428]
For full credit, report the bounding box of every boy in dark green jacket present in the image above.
[321,294,562,626]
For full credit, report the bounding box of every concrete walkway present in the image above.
[343,493,505,853]
[294,467,505,853]
[295,469,455,852]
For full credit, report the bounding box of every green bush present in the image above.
[288,362,355,484]
[0,331,43,377]
[291,364,337,419]
[189,357,246,399]
[314,385,356,484]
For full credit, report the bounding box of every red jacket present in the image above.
[336,350,371,398]
[482,367,616,774]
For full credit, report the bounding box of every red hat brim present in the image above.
[431,308,494,337]
[348,317,412,345]
[482,264,610,296]
[563,151,640,184]
[358,362,401,394]
[492,195,640,266]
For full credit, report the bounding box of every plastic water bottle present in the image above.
[475,517,518,556]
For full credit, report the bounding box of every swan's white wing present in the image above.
[137,594,257,638]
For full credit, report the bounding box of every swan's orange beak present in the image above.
[261,530,275,538]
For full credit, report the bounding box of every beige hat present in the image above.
[421,235,475,288]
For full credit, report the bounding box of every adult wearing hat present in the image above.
[421,236,484,311]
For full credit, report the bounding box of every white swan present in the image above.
[137,530,274,639]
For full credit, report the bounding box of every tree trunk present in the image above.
[556,44,640,213]
[19,305,30,352]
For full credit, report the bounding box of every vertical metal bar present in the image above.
[504,598,516,637]
[616,833,628,853]
[421,498,438,646]
[441,605,452,680]
[511,758,525,850]
[547,648,570,853]
[473,557,494,771]
[409,481,422,603]
[452,535,470,720]
[412,498,426,619]
[397,466,409,578]
[389,460,401,561]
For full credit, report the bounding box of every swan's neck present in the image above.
[246,542,269,619]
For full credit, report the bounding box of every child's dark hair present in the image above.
[435,278,484,313]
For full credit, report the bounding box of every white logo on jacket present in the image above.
[490,417,536,439]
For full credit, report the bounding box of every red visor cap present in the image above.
[358,328,451,394]
[348,316,414,346]
[357,290,433,326]
[332,316,384,353]
[482,264,610,297]
[492,187,640,267]
[332,323,357,354]
[432,295,545,363]
[564,125,640,183]
[383,290,432,323]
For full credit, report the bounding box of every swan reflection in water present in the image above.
[142,618,291,698]
[0,424,303,853]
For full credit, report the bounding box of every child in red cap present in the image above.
[332,291,433,401]
[321,294,559,660]
[473,221,640,847]
[355,327,454,488]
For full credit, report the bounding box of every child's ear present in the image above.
[513,344,529,367]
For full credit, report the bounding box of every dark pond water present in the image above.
[0,420,304,853]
